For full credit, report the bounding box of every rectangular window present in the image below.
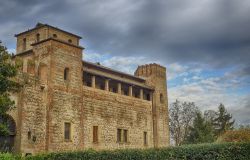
[64,122,71,141]
[117,129,122,143]
[93,126,98,143]
[23,38,26,51]
[144,132,147,145]
[123,129,128,143]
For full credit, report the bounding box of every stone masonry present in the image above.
[7,23,170,155]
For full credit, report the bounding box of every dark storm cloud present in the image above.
[1,0,250,68]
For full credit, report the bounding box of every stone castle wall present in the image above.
[9,24,170,155]
[82,86,154,150]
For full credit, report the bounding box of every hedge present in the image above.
[1,142,250,160]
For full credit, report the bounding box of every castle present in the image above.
[2,23,169,155]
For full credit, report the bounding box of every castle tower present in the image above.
[14,23,84,154]
[135,64,170,147]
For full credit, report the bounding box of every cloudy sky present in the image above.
[1,0,250,125]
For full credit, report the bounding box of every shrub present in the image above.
[0,152,21,160]
[24,142,250,160]
[217,129,250,143]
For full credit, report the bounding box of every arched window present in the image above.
[160,93,164,103]
[53,34,57,38]
[64,68,69,81]
[36,33,40,42]
[68,39,72,43]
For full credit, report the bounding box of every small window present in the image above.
[160,94,164,103]
[36,33,40,42]
[53,34,57,38]
[64,68,69,81]
[64,122,71,141]
[123,129,128,143]
[146,93,151,101]
[144,132,147,145]
[28,131,31,140]
[117,129,122,143]
[23,38,26,50]
[93,126,98,143]
[68,39,72,43]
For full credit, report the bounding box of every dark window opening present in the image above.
[53,34,57,38]
[96,76,105,90]
[83,72,92,87]
[68,39,72,43]
[133,87,140,98]
[121,84,129,96]
[144,132,147,145]
[64,122,71,141]
[64,68,69,81]
[117,129,122,143]
[23,38,26,51]
[36,33,40,42]
[93,126,98,143]
[28,131,31,140]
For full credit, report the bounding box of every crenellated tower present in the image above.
[135,63,170,147]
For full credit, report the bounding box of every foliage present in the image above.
[217,129,250,143]
[169,100,199,146]
[0,152,21,160]
[213,103,235,137]
[184,112,215,144]
[16,142,250,160]
[0,41,21,136]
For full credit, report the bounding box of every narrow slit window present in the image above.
[64,122,71,141]
[93,126,98,143]
[117,129,122,143]
[144,132,147,145]
[64,68,69,81]
[28,131,31,140]
[23,38,26,51]
[36,33,40,42]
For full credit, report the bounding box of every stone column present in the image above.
[105,79,109,91]
[91,75,96,88]
[140,89,143,99]
[129,85,133,96]
[117,83,122,94]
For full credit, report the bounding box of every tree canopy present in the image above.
[0,41,20,136]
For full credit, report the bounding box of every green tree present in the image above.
[0,41,20,136]
[184,112,215,144]
[169,100,199,146]
[213,103,235,137]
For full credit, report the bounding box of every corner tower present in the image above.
[135,63,170,147]
[14,23,84,154]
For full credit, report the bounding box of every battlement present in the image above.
[134,63,166,78]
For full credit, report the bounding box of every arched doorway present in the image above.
[0,115,16,152]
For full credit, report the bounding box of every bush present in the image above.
[0,152,21,160]
[1,143,249,160]
[217,129,250,143]
[24,143,250,160]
